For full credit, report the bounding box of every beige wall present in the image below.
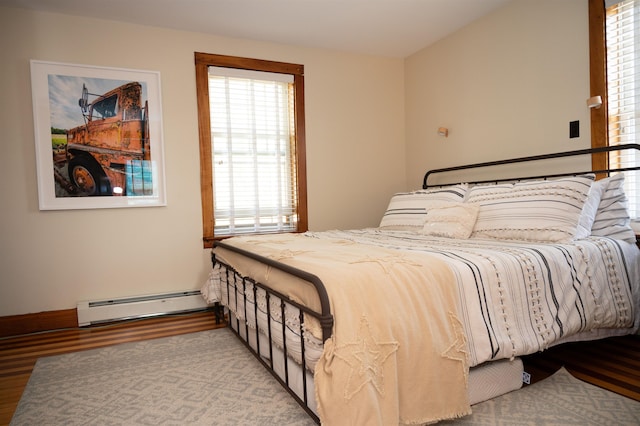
[405,0,591,187]
[0,7,405,316]
[0,0,592,316]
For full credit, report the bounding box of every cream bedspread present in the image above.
[216,233,471,425]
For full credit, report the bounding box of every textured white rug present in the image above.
[11,328,316,425]
[11,328,640,425]
[445,366,640,425]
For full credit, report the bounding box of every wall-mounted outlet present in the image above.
[522,371,531,385]
[570,120,579,138]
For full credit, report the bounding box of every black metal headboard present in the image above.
[423,143,640,189]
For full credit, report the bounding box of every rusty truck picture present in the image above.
[58,81,153,196]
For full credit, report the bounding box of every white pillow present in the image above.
[379,184,468,230]
[575,178,605,239]
[420,202,479,239]
[591,174,636,243]
[467,175,593,243]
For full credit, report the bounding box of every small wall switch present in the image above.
[570,120,579,138]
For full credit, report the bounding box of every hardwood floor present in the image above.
[521,333,640,402]
[0,310,224,426]
[0,310,637,425]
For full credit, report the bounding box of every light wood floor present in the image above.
[1,310,638,425]
[0,310,224,426]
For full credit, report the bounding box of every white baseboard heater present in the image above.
[77,290,210,326]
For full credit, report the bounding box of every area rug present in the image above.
[10,328,316,425]
[444,366,640,425]
[11,328,640,425]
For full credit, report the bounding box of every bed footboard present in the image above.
[212,241,334,423]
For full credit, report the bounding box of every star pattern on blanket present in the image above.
[441,312,469,375]
[262,249,313,281]
[235,236,312,278]
[333,316,399,399]
[271,249,312,261]
[349,254,422,274]
[330,239,357,245]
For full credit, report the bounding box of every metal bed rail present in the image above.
[211,249,328,424]
[213,241,334,342]
[423,143,640,189]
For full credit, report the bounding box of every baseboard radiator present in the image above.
[77,290,210,326]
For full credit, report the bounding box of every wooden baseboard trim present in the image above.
[0,309,78,338]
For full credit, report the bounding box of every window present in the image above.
[195,53,308,247]
[92,94,117,119]
[590,0,640,221]
[605,0,640,219]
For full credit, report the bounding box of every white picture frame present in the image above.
[30,60,167,210]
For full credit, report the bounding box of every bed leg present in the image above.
[213,302,224,324]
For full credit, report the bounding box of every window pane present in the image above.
[208,70,297,236]
[606,0,640,219]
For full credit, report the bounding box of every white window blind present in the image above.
[208,66,298,236]
[606,0,640,220]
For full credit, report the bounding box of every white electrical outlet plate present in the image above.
[522,371,531,385]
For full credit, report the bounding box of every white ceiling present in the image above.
[1,0,511,57]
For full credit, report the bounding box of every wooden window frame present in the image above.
[195,52,308,248]
[589,0,610,175]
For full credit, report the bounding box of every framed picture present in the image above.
[30,60,167,210]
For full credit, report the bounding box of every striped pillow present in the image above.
[591,174,636,243]
[379,184,468,230]
[467,176,594,243]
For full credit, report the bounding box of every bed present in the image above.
[201,144,640,425]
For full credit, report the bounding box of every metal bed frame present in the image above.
[212,143,640,424]
[423,143,640,188]
[211,252,330,422]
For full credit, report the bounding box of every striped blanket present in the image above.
[308,229,640,367]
